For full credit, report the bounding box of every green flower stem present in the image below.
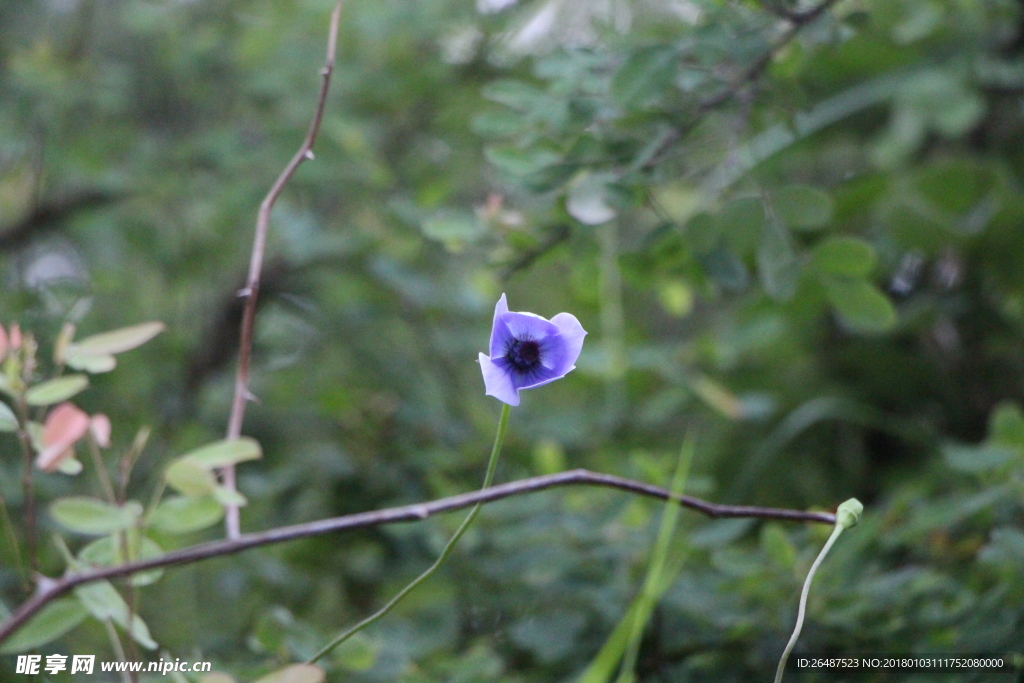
[774,498,863,683]
[308,402,512,664]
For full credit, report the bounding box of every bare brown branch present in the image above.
[222,1,344,538]
[0,468,836,645]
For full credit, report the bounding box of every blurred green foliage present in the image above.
[3,0,1024,680]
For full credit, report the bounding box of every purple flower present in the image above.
[478,294,587,406]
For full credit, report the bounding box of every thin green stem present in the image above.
[86,435,117,504]
[0,487,28,592]
[774,522,845,683]
[14,397,37,576]
[307,402,511,664]
[102,617,132,683]
[616,435,694,683]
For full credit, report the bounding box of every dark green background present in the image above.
[2,0,1024,680]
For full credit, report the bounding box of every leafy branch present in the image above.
[642,0,844,170]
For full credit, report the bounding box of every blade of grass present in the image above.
[578,434,694,683]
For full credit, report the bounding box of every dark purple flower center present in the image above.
[507,339,541,371]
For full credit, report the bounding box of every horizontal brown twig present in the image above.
[0,468,835,645]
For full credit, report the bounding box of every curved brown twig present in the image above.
[222,1,344,538]
[0,468,835,645]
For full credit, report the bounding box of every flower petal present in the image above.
[489,313,516,359]
[500,312,560,342]
[550,312,587,367]
[536,332,570,373]
[493,293,509,328]
[479,353,520,406]
[512,359,565,390]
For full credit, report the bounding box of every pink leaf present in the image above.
[36,403,90,472]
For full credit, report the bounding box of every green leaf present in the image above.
[480,79,545,112]
[471,110,524,138]
[74,581,158,650]
[699,246,749,292]
[50,497,141,535]
[79,534,164,587]
[25,375,89,406]
[0,598,88,654]
[0,401,17,432]
[148,495,224,534]
[484,146,560,177]
[180,437,262,468]
[757,215,800,301]
[65,353,117,374]
[773,186,833,230]
[166,458,218,496]
[611,46,677,109]
[811,237,877,277]
[421,211,484,249]
[987,401,1024,452]
[823,277,897,333]
[65,321,165,357]
[56,457,83,476]
[213,485,248,508]
[252,664,325,683]
[718,197,764,256]
[684,212,719,253]
[942,442,1016,473]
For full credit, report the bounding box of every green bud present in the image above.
[836,498,864,529]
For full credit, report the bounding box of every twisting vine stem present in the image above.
[222,0,344,539]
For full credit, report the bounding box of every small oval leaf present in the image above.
[823,277,897,333]
[79,534,164,587]
[0,598,88,654]
[757,216,800,301]
[50,497,139,535]
[0,401,16,432]
[213,486,248,508]
[74,581,157,650]
[67,322,165,357]
[66,353,117,374]
[253,664,326,683]
[181,437,262,469]
[773,185,833,230]
[811,237,876,277]
[25,375,89,407]
[166,459,218,496]
[55,457,83,476]
[718,197,765,256]
[149,496,224,534]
